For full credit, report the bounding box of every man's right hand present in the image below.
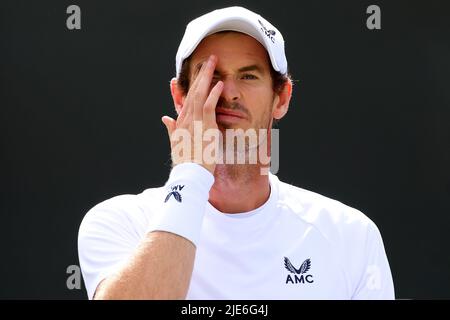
[162,55,223,175]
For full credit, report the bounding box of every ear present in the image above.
[272,78,293,120]
[170,78,186,115]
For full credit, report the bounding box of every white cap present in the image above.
[175,6,288,78]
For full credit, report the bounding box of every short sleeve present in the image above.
[77,195,147,299]
[351,221,395,300]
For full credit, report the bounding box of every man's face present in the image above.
[187,32,278,133]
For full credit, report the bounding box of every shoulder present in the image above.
[274,175,382,249]
[272,175,394,298]
[77,187,166,299]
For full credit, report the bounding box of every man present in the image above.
[78,6,395,299]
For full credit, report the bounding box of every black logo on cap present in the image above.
[258,19,276,43]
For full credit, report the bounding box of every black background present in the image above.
[1,0,449,299]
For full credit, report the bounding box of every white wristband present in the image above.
[149,163,214,247]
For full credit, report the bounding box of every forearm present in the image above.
[94,231,195,299]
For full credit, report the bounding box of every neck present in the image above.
[208,164,270,214]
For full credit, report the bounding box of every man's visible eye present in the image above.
[241,74,258,80]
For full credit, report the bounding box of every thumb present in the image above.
[161,116,176,137]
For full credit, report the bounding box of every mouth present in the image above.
[215,108,246,120]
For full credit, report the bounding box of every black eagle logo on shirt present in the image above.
[284,257,311,274]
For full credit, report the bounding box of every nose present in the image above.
[220,77,240,102]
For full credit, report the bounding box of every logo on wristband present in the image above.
[164,184,185,203]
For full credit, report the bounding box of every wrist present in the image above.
[148,162,214,247]
[172,160,216,176]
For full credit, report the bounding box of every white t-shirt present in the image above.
[78,172,395,300]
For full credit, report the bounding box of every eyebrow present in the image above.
[193,62,266,76]
[237,65,265,74]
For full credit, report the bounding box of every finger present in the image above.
[177,59,207,122]
[193,55,217,121]
[189,54,214,93]
[203,80,223,125]
[161,115,176,138]
[195,55,217,99]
